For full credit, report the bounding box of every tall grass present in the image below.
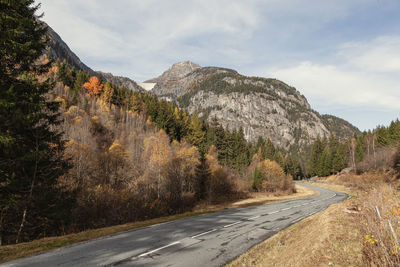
[360,184,400,266]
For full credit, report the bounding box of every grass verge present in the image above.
[227,194,362,267]
[0,184,316,263]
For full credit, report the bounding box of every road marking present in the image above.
[268,210,279,215]
[138,241,181,257]
[308,211,318,216]
[191,229,217,239]
[291,217,304,223]
[248,215,260,220]
[281,207,290,211]
[223,221,241,228]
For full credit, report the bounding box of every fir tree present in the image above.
[194,154,210,200]
[0,0,71,244]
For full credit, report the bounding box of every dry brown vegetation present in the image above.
[229,172,400,267]
[248,151,296,193]
[228,193,362,267]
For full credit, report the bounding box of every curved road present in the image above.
[2,183,348,267]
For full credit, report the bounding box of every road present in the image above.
[2,183,348,267]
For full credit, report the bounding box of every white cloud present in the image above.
[267,34,400,121]
[339,36,400,73]
[269,61,400,110]
[39,0,261,80]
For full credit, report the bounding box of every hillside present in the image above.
[148,62,359,149]
[321,114,360,139]
[43,23,359,150]
[43,22,144,92]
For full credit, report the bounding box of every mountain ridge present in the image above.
[43,22,144,92]
[148,61,360,148]
[43,23,359,149]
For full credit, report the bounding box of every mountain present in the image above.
[97,71,144,92]
[321,114,360,140]
[148,62,360,149]
[43,22,144,92]
[44,23,95,75]
[43,22,359,149]
[146,61,237,98]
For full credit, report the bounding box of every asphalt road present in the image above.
[2,183,349,267]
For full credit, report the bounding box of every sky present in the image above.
[38,0,400,131]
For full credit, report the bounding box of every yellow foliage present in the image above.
[255,159,294,192]
[176,145,199,176]
[73,116,82,124]
[55,95,68,109]
[64,105,79,117]
[205,145,220,174]
[91,116,99,123]
[143,130,171,168]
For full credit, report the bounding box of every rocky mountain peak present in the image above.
[146,61,201,84]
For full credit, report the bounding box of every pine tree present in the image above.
[194,154,210,200]
[263,138,276,160]
[0,0,71,244]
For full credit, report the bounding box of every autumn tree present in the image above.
[143,130,171,198]
[255,160,294,192]
[84,76,103,96]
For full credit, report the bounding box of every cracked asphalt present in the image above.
[1,183,348,267]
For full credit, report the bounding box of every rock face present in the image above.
[146,61,237,98]
[148,62,359,149]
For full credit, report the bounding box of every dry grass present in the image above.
[0,184,316,263]
[227,198,362,267]
[359,184,400,266]
[228,173,400,267]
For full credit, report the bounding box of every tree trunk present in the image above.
[16,136,39,243]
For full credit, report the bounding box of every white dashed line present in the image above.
[138,241,181,257]
[223,221,241,228]
[268,210,279,215]
[248,215,261,220]
[191,229,217,239]
[291,217,304,224]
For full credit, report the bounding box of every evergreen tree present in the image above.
[252,167,264,191]
[194,154,210,200]
[263,138,276,160]
[308,138,323,176]
[0,0,71,244]
[72,70,89,105]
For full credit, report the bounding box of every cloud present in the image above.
[268,35,400,110]
[37,0,400,129]
[39,0,261,80]
[270,61,400,108]
[339,36,400,73]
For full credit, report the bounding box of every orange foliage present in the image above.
[84,76,103,96]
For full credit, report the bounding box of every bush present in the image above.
[251,159,295,193]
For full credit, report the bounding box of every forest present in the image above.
[1,0,399,247]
